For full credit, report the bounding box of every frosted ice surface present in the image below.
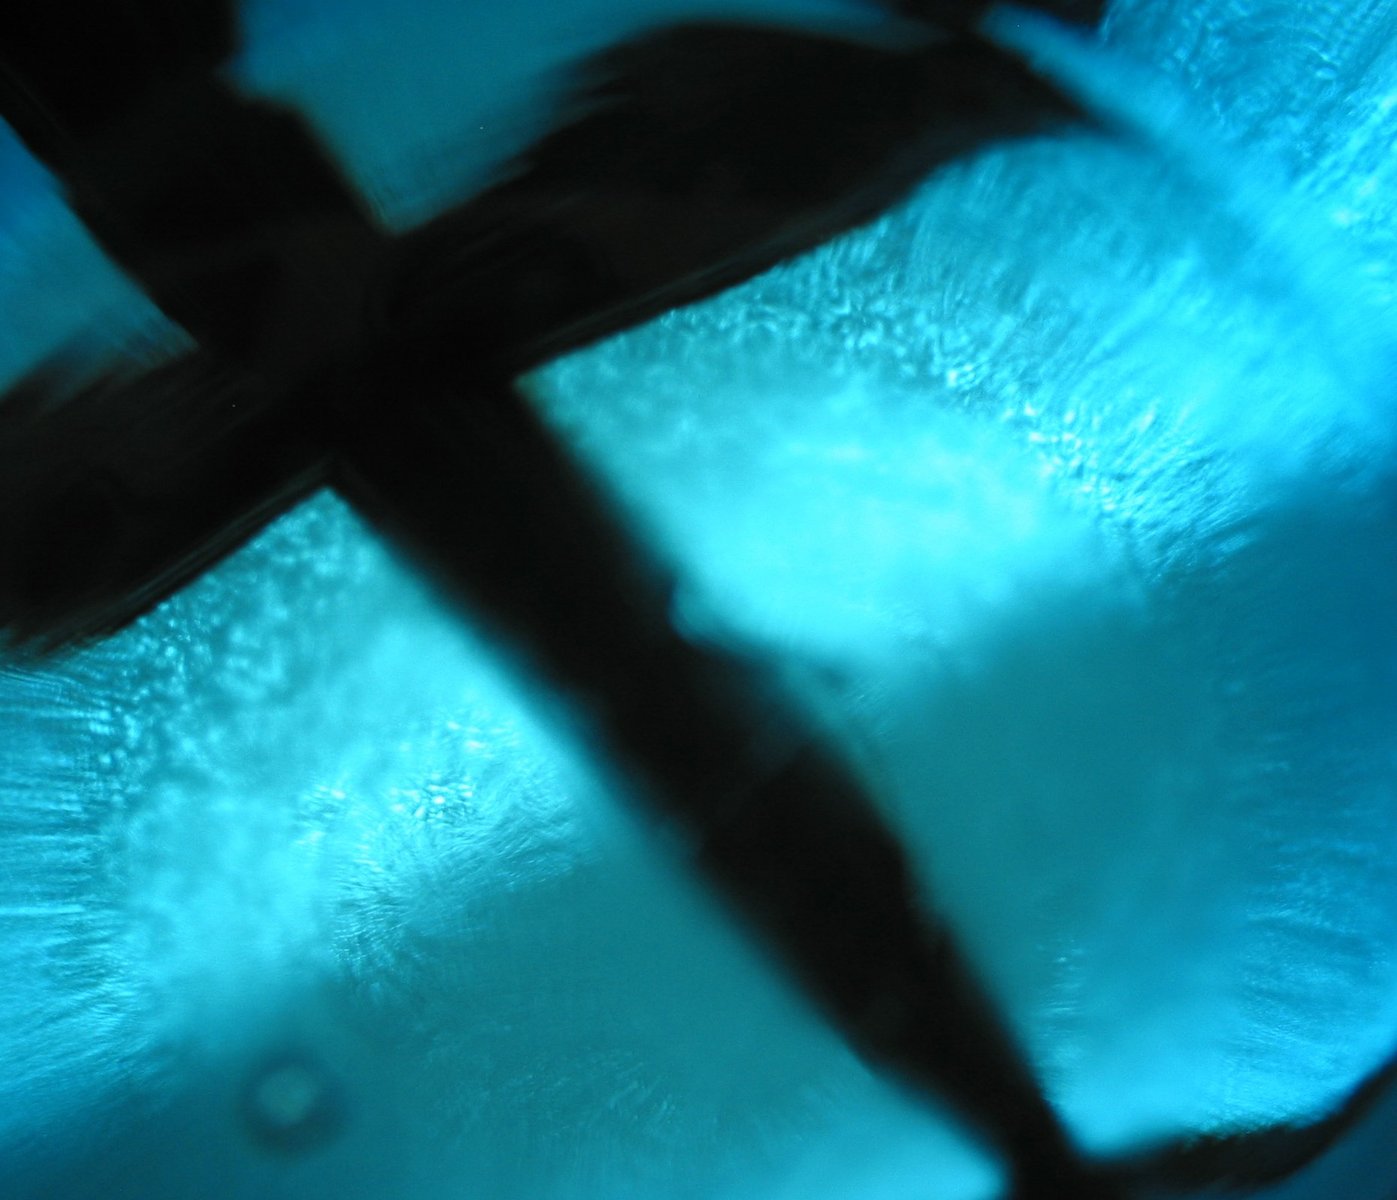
[0,496,999,1200]
[4,1,1397,1198]
[532,109,1397,1147]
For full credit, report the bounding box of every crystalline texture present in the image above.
[3,1,1397,1199]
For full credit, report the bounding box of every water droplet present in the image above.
[241,1051,345,1155]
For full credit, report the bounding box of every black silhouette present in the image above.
[11,3,1327,1198]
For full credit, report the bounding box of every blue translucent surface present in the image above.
[3,2,1397,1198]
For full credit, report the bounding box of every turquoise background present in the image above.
[3,2,1397,1196]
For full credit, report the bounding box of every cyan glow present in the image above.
[3,2,1397,1198]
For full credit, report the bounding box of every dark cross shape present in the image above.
[8,3,1381,1198]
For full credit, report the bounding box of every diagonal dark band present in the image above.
[0,5,1119,1196]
